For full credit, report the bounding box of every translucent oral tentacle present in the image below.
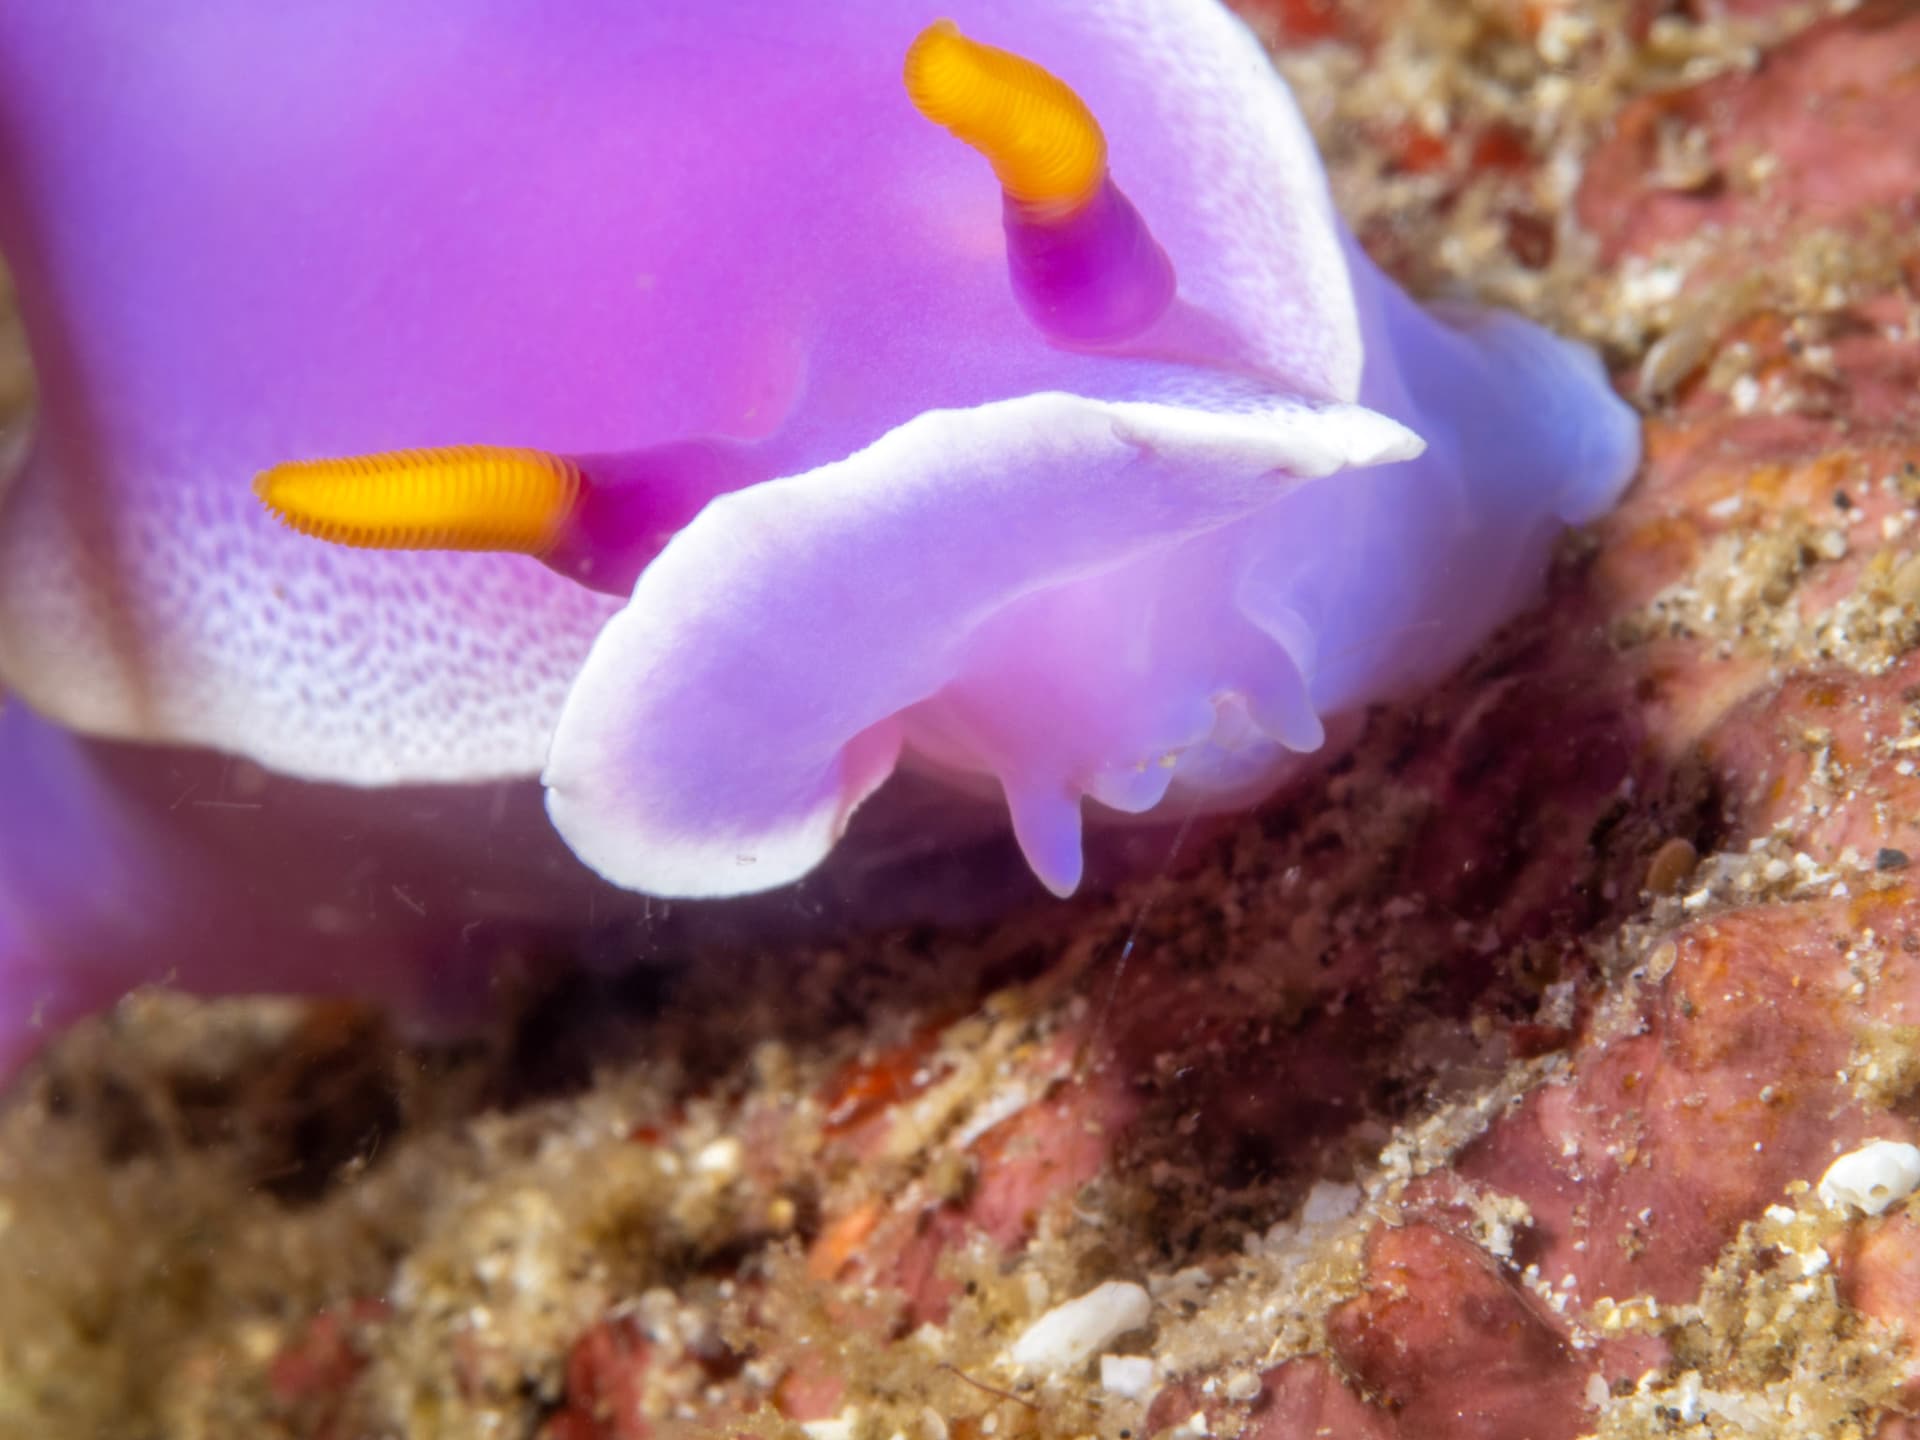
[904,20,1175,346]
[255,440,755,597]
[1001,775,1085,898]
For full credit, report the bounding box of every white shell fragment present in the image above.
[1008,1281,1153,1375]
[801,1414,857,1440]
[1100,1354,1158,1400]
[1817,1139,1920,1216]
[1299,1179,1362,1225]
[1223,1371,1262,1402]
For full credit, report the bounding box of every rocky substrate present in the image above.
[3,2,1919,1438]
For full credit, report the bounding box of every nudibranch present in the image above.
[0,2,1638,1068]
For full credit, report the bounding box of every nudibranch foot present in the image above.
[255,440,755,599]
[906,19,1175,346]
[0,698,670,1083]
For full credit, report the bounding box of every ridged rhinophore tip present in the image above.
[904,19,1106,215]
[254,445,583,557]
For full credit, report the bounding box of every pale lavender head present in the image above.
[0,1,1639,1074]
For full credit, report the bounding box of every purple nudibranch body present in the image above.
[0,0,1639,1078]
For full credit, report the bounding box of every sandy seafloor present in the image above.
[5,1,1920,1437]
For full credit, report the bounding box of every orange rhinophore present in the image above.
[904,19,1107,219]
[904,19,1175,345]
[254,445,583,557]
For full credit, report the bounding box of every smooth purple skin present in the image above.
[0,0,1640,1074]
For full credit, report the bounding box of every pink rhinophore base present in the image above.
[545,442,761,597]
[1004,179,1177,345]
